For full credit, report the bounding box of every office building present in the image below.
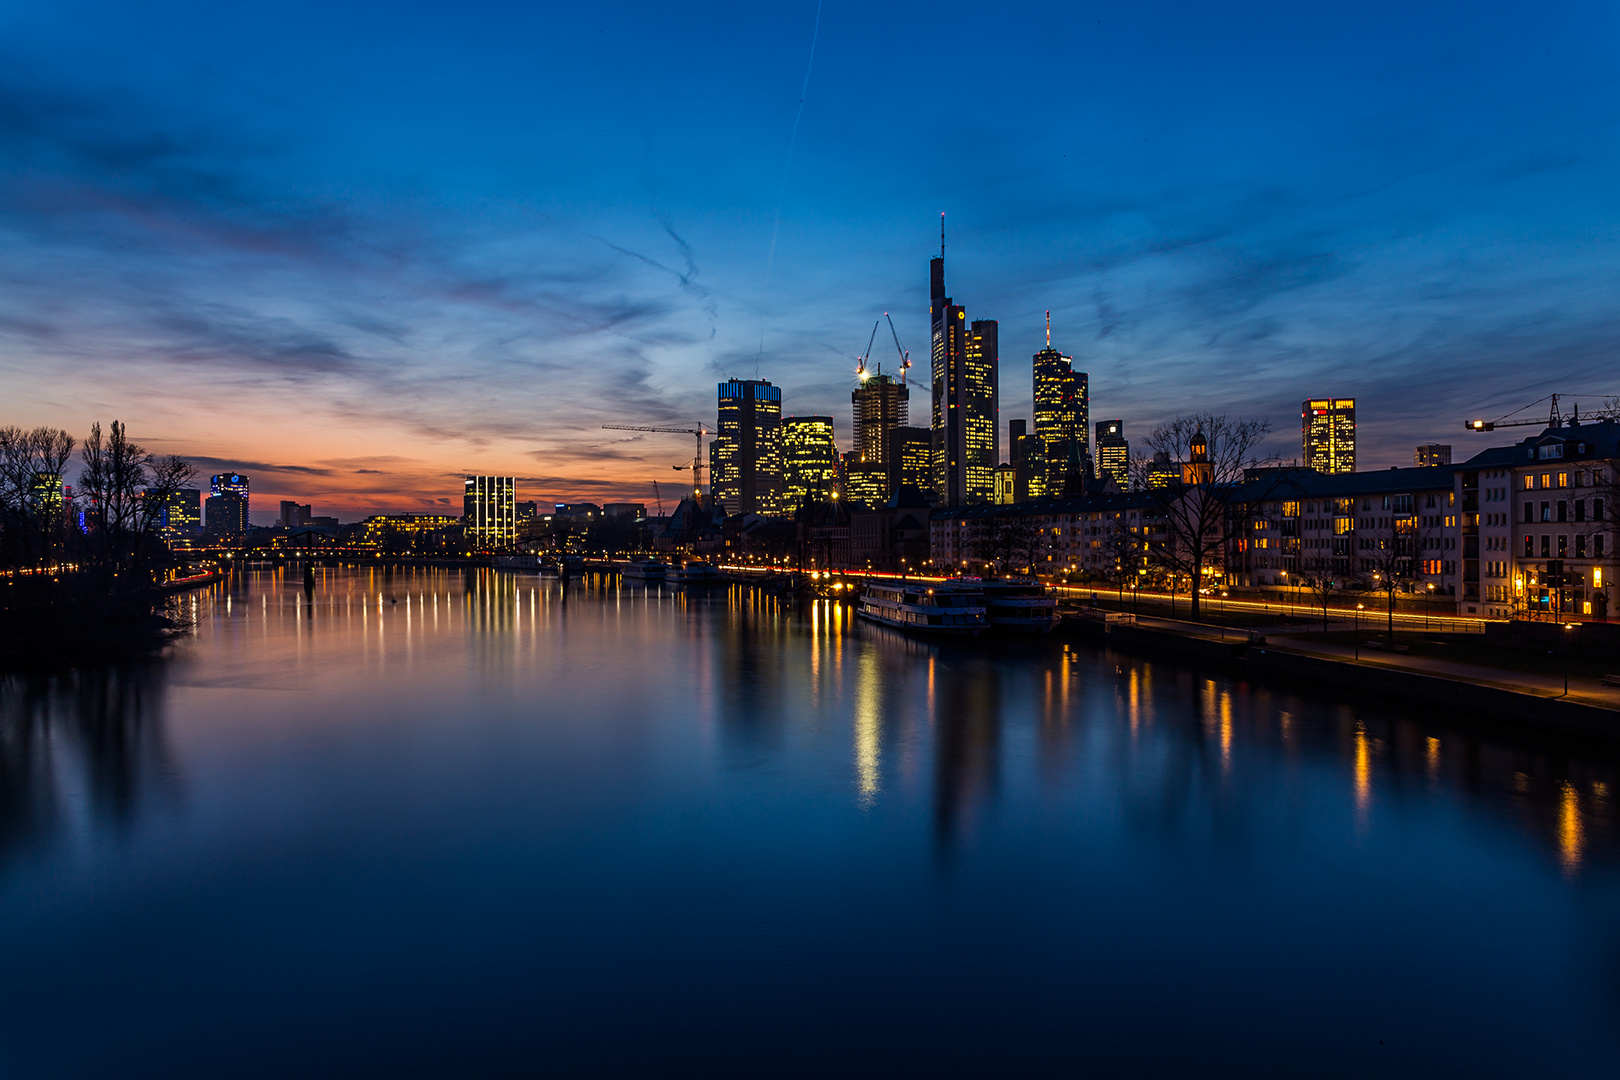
[852,373,908,500]
[994,464,1017,505]
[1008,420,1034,503]
[361,514,461,548]
[1302,398,1356,474]
[1031,315,1088,496]
[279,501,312,528]
[1096,420,1129,490]
[929,232,998,505]
[516,501,538,521]
[162,488,202,537]
[890,426,934,501]
[464,476,516,548]
[781,416,838,512]
[205,493,248,539]
[1415,444,1452,467]
[602,503,646,521]
[711,378,784,517]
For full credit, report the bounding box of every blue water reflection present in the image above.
[0,566,1616,1077]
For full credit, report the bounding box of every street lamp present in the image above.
[1355,603,1364,659]
[1426,581,1435,630]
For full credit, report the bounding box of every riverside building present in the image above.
[781,416,838,512]
[929,228,997,505]
[463,476,516,548]
[711,378,783,516]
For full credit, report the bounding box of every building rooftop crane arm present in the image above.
[601,423,709,502]
[885,312,910,383]
[856,319,880,380]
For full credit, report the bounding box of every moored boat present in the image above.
[856,580,986,636]
[621,559,669,582]
[667,560,724,586]
[974,577,1059,633]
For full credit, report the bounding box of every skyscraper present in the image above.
[712,378,783,516]
[1302,398,1356,474]
[1031,315,1087,496]
[929,223,997,505]
[890,426,934,500]
[1008,419,1034,502]
[206,473,249,538]
[1414,443,1452,467]
[852,372,908,499]
[162,488,202,538]
[464,476,515,548]
[1095,419,1129,490]
[781,415,838,512]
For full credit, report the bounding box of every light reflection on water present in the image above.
[0,565,1618,1077]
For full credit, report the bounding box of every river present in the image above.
[1,566,1616,1076]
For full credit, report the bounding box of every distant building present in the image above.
[781,415,838,512]
[851,375,907,502]
[205,493,248,539]
[516,500,538,521]
[712,378,783,516]
[464,476,516,548]
[1032,315,1088,496]
[1146,451,1178,488]
[279,501,311,528]
[603,503,645,521]
[162,488,202,537]
[1302,398,1356,474]
[1096,419,1129,490]
[929,237,997,505]
[1415,443,1452,467]
[994,463,1017,505]
[890,426,934,503]
[209,473,250,535]
[361,514,460,548]
[1008,419,1034,503]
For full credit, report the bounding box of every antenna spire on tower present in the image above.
[1045,310,1051,348]
[940,212,945,258]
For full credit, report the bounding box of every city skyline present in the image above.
[4,2,1618,522]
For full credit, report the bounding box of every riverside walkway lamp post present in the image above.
[1355,603,1364,659]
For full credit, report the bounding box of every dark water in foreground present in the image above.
[2,567,1618,1077]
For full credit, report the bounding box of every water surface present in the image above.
[2,566,1617,1076]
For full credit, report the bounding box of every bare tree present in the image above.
[0,426,76,569]
[1100,511,1149,608]
[78,421,195,582]
[1130,414,1275,623]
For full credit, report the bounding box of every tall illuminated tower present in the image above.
[712,378,783,516]
[929,218,997,505]
[1302,398,1356,474]
[207,473,250,538]
[463,476,515,548]
[852,371,908,501]
[1095,419,1129,490]
[1031,315,1087,496]
[780,416,837,512]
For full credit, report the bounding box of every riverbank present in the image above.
[1058,607,1620,744]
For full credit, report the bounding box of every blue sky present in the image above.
[2,0,1618,517]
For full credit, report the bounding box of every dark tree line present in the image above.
[1,421,195,665]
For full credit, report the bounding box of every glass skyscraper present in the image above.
[929,237,997,506]
[206,473,250,538]
[1031,327,1088,497]
[781,415,837,513]
[464,476,516,548]
[1095,419,1129,490]
[1302,398,1356,474]
[712,378,783,517]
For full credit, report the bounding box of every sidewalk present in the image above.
[1264,633,1620,711]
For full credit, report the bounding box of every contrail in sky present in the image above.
[757,0,826,368]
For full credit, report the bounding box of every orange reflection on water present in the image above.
[1353,724,1371,830]
[1559,782,1584,877]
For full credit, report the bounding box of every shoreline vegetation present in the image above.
[1,422,194,669]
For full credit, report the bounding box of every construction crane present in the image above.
[651,480,665,519]
[1464,393,1613,432]
[885,311,911,383]
[601,424,708,501]
[855,319,880,381]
